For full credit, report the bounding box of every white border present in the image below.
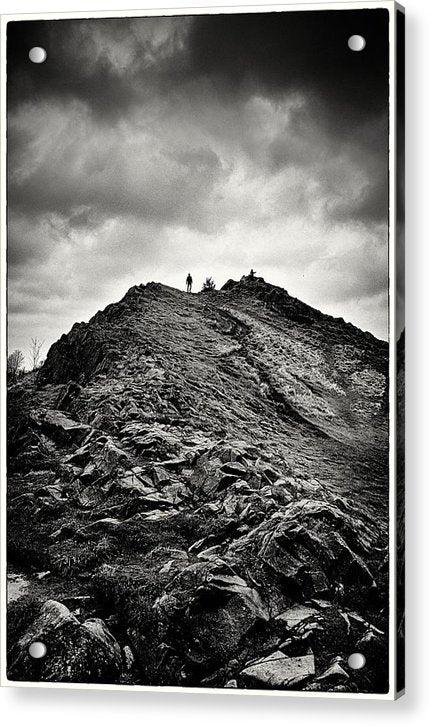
[0,0,402,701]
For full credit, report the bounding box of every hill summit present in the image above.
[7,276,389,692]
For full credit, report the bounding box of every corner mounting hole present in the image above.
[348,35,366,52]
[29,47,47,64]
[28,641,47,659]
[348,652,366,670]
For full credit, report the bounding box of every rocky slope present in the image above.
[7,276,389,693]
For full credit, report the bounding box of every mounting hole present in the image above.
[348,652,366,670]
[348,35,366,52]
[29,47,47,64]
[28,641,47,659]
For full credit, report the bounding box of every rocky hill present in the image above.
[7,276,389,693]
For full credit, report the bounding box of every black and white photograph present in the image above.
[3,3,404,697]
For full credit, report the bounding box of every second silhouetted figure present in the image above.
[186,273,193,293]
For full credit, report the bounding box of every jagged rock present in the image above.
[158,458,187,471]
[315,658,349,685]
[128,429,181,460]
[55,382,83,412]
[240,650,315,689]
[197,545,223,560]
[35,484,67,503]
[216,443,248,464]
[8,600,122,683]
[152,465,171,487]
[276,605,321,630]
[116,474,156,497]
[190,455,224,496]
[154,562,270,668]
[101,438,130,467]
[355,628,384,652]
[301,570,330,598]
[283,498,377,551]
[257,464,281,483]
[188,536,218,555]
[230,480,254,495]
[191,442,252,497]
[185,579,269,665]
[225,678,238,688]
[255,504,375,590]
[259,519,321,581]
[218,473,242,491]
[220,461,248,477]
[162,482,189,503]
[76,438,130,485]
[64,442,92,467]
[120,400,144,420]
[80,462,98,484]
[30,409,92,445]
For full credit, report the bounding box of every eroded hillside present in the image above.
[7,276,389,693]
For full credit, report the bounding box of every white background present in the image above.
[0,0,428,724]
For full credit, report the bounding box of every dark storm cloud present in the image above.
[186,10,389,226]
[186,10,389,125]
[7,17,186,121]
[8,10,389,125]
[7,10,389,228]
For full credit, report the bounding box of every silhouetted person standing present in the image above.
[186,273,193,293]
[249,269,256,279]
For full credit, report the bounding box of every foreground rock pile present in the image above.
[7,277,389,692]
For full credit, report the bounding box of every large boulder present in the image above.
[8,600,122,683]
[154,563,269,671]
[30,409,92,446]
[240,649,315,689]
[231,499,376,601]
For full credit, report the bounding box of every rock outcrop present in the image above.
[7,277,389,693]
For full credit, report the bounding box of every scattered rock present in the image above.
[8,277,390,692]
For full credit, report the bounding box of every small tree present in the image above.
[201,276,216,292]
[7,350,25,384]
[29,336,44,370]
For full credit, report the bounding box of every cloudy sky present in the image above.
[7,9,389,364]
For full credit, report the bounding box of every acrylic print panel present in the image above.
[2,3,403,699]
